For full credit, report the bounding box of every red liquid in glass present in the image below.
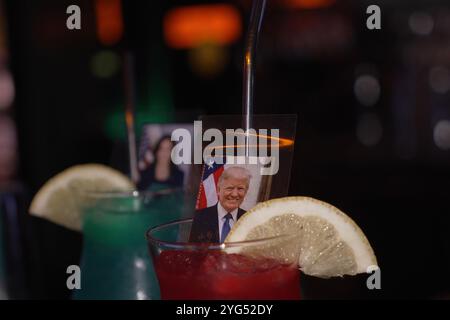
[155,250,301,300]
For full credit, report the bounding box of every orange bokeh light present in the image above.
[164,4,242,49]
[284,0,336,9]
[95,0,124,46]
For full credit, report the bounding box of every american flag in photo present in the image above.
[195,159,225,210]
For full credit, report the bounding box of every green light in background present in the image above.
[91,50,121,79]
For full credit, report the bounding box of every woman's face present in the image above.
[156,138,173,164]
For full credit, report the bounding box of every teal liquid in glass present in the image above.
[73,191,183,300]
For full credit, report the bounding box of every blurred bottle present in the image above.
[0,201,6,299]
[0,1,28,298]
[0,116,29,298]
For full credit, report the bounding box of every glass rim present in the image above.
[79,188,182,214]
[80,188,181,200]
[146,218,296,250]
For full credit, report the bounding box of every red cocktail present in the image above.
[147,219,301,300]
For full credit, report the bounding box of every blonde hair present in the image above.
[218,166,252,188]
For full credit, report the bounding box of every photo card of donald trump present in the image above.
[189,156,272,243]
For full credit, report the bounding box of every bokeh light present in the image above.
[354,74,381,107]
[283,0,336,9]
[429,66,450,94]
[409,12,434,36]
[188,43,229,78]
[0,69,14,110]
[433,120,450,150]
[90,50,121,79]
[95,0,124,46]
[164,4,241,49]
[356,113,383,147]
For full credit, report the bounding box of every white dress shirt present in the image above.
[217,202,238,241]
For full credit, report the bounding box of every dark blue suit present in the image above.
[189,203,246,243]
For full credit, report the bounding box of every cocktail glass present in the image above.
[73,189,183,300]
[146,218,301,300]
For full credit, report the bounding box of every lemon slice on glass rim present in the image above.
[29,164,134,232]
[225,197,378,278]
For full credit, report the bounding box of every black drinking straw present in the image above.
[123,51,139,185]
[243,0,267,156]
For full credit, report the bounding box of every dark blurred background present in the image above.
[0,0,450,299]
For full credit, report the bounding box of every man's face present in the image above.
[217,177,248,212]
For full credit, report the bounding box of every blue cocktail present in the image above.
[73,190,183,300]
